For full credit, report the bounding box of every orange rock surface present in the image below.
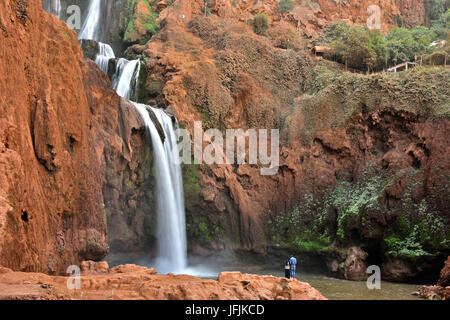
[0,0,143,273]
[0,263,326,300]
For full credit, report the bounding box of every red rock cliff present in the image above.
[0,0,145,274]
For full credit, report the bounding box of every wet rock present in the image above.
[382,258,418,282]
[343,247,368,281]
[326,247,367,281]
[108,58,118,79]
[419,285,445,300]
[146,106,166,143]
[81,39,99,61]
[437,256,450,287]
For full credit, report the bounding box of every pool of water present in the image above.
[230,269,423,300]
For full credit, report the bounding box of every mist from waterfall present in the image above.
[78,0,101,41]
[133,103,188,274]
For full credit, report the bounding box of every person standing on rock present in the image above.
[284,257,291,279]
[289,255,297,279]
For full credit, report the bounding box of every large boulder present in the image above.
[343,247,368,281]
[419,285,445,300]
[326,247,368,281]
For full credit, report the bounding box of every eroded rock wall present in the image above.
[0,0,148,274]
[134,2,449,281]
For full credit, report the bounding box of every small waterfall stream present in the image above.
[113,59,141,101]
[78,0,102,41]
[95,42,115,74]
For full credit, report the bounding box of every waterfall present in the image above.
[113,59,141,101]
[133,103,187,274]
[74,0,189,275]
[43,0,61,18]
[78,0,102,41]
[95,42,115,74]
[76,0,140,102]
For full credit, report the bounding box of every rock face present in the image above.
[134,1,449,282]
[0,264,326,300]
[418,256,450,300]
[438,256,450,287]
[326,247,368,281]
[203,0,426,37]
[0,0,150,274]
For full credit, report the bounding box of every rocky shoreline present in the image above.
[0,262,326,300]
[417,256,450,300]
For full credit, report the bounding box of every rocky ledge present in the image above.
[0,262,326,300]
[417,256,450,300]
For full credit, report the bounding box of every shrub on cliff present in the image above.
[251,13,270,35]
[122,0,159,44]
[267,22,304,50]
[278,0,295,14]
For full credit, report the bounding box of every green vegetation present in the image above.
[251,13,270,35]
[381,169,450,261]
[316,10,449,71]
[425,0,449,23]
[121,0,159,44]
[204,0,212,16]
[269,166,450,260]
[295,65,449,145]
[278,0,295,13]
[186,216,224,246]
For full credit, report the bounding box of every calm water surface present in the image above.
[234,269,423,300]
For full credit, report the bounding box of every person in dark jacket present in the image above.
[284,258,291,278]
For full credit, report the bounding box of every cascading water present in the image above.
[113,59,141,101]
[78,0,102,41]
[70,0,190,275]
[76,0,141,102]
[133,103,187,274]
[43,0,62,18]
[95,42,115,74]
